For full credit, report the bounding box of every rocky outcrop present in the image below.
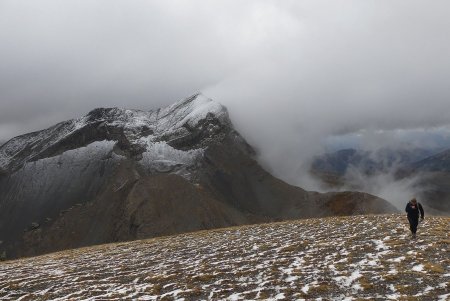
[0,94,396,259]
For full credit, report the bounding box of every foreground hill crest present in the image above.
[1,215,448,300]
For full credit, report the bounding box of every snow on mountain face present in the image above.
[0,93,396,260]
[0,93,231,176]
[0,140,119,224]
[0,94,234,251]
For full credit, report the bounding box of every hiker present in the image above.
[405,198,424,238]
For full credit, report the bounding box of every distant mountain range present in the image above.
[411,149,450,172]
[0,94,394,259]
[310,147,450,213]
[311,148,437,176]
[406,149,450,213]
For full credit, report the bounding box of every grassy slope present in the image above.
[0,214,449,301]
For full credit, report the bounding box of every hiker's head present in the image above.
[411,198,417,204]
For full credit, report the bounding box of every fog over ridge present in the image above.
[1,0,450,204]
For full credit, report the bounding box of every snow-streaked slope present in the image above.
[0,93,237,257]
[0,93,226,173]
[1,214,448,300]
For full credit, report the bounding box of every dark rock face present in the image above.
[0,94,396,259]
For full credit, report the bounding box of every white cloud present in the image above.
[1,1,450,198]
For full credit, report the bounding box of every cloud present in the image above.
[1,1,450,202]
[203,0,450,185]
[0,0,259,136]
[342,166,425,210]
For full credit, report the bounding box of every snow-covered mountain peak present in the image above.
[0,93,233,173]
[78,93,229,132]
[157,93,229,129]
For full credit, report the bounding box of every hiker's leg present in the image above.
[407,217,414,233]
[411,218,418,234]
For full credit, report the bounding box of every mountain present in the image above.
[411,149,450,172]
[311,147,450,213]
[406,149,450,213]
[311,148,436,178]
[1,214,448,300]
[0,94,395,259]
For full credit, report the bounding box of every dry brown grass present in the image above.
[148,283,162,294]
[397,296,421,301]
[384,238,404,246]
[359,276,374,290]
[395,284,413,294]
[257,290,271,299]
[146,273,178,284]
[424,262,445,273]
[382,273,399,281]
[279,244,301,253]
[191,273,216,282]
[398,271,426,278]
[309,283,333,294]
[185,287,202,297]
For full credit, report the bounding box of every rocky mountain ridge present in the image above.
[0,93,232,174]
[0,94,395,259]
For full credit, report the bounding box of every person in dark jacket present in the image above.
[405,198,424,238]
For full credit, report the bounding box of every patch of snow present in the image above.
[424,285,434,292]
[438,293,450,301]
[412,264,424,272]
[285,275,298,282]
[372,239,389,251]
[388,256,406,263]
[139,141,203,171]
[228,293,241,300]
[386,293,401,300]
[334,270,362,288]
[301,283,310,293]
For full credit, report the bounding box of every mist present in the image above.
[202,0,450,205]
[338,160,426,210]
[2,1,450,205]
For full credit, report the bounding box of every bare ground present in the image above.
[0,214,449,301]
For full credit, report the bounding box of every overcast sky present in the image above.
[1,0,450,188]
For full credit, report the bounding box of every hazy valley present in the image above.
[310,147,450,214]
